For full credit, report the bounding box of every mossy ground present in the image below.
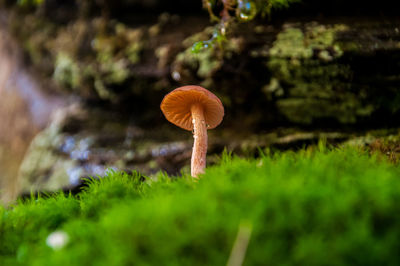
[2,146,400,265]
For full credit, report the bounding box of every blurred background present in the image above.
[0,0,399,204]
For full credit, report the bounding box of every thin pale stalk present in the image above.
[191,104,207,178]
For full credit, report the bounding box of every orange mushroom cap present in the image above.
[160,85,224,131]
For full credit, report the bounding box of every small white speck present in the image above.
[67,167,83,186]
[46,231,69,250]
[172,71,181,81]
[221,26,226,35]
[192,118,196,124]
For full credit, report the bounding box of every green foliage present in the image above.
[2,147,400,265]
[191,26,226,54]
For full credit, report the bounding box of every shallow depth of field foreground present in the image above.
[1,146,400,265]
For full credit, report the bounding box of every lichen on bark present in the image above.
[263,22,397,125]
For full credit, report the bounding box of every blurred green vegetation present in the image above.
[2,146,400,265]
[194,0,299,52]
[16,0,43,7]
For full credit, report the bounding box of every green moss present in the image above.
[93,24,144,66]
[270,28,309,58]
[173,26,244,84]
[270,24,346,59]
[276,97,374,124]
[173,27,221,80]
[267,24,349,89]
[53,53,82,89]
[48,21,145,100]
[265,23,379,124]
[87,25,144,99]
[268,23,347,79]
[2,147,400,265]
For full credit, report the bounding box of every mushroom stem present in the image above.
[191,103,208,178]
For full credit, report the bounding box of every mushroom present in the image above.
[160,85,224,178]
